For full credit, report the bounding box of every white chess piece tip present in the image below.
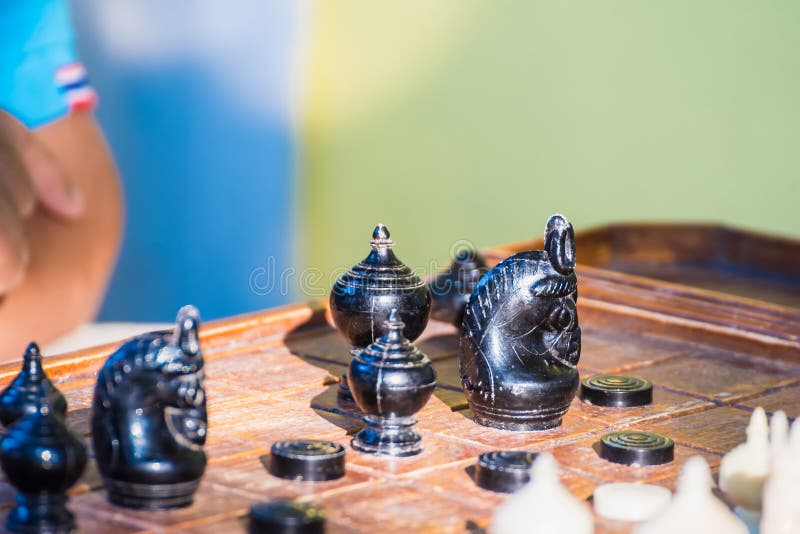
[679,456,714,494]
[790,417,800,449]
[769,410,789,453]
[531,452,559,484]
[746,407,769,445]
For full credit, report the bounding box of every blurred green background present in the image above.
[301,0,799,292]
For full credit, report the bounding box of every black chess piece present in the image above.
[348,309,436,456]
[330,224,431,397]
[459,214,581,431]
[91,306,207,509]
[0,390,87,533]
[429,246,488,326]
[0,342,67,427]
[330,224,431,347]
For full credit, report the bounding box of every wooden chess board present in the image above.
[1,224,799,533]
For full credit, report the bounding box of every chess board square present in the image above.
[313,480,496,532]
[578,329,690,374]
[735,383,800,419]
[70,481,253,529]
[624,352,800,404]
[203,454,377,502]
[414,460,605,505]
[645,406,752,454]
[210,350,335,394]
[418,408,606,450]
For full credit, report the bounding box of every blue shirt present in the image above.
[0,0,80,127]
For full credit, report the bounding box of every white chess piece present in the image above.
[490,453,593,534]
[593,482,672,522]
[761,417,800,534]
[634,456,748,534]
[719,407,770,512]
[769,410,789,458]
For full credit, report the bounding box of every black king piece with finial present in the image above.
[459,214,581,431]
[91,306,207,510]
[330,224,431,397]
[0,379,87,533]
[347,309,436,457]
[0,342,67,427]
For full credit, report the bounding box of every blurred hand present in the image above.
[0,110,84,293]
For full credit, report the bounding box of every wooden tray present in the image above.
[1,225,798,533]
[490,222,800,309]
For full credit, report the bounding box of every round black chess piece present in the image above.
[249,501,325,534]
[579,375,653,407]
[429,246,488,326]
[91,306,207,509]
[348,309,437,457]
[473,450,538,493]
[0,393,87,533]
[268,440,345,482]
[0,342,67,427]
[598,430,674,466]
[460,214,581,431]
[330,224,431,348]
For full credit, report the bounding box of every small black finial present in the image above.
[23,342,43,378]
[370,224,393,249]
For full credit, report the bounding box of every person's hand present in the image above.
[0,110,84,293]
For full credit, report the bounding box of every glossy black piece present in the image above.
[429,246,488,326]
[473,451,538,493]
[0,342,67,427]
[91,306,207,510]
[249,501,325,534]
[268,440,345,482]
[580,375,653,407]
[598,430,675,466]
[330,224,431,348]
[0,392,87,533]
[348,310,436,457]
[460,214,581,431]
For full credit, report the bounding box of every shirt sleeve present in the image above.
[0,0,96,128]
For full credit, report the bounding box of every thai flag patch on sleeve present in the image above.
[55,62,98,113]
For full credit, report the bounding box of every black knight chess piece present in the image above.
[92,306,207,509]
[429,245,488,326]
[459,214,581,431]
[330,224,431,397]
[0,342,67,427]
[0,389,87,533]
[348,309,436,456]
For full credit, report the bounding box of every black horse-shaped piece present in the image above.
[460,214,581,431]
[92,306,207,509]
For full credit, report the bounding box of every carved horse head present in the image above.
[459,215,580,430]
[91,306,207,483]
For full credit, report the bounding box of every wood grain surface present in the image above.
[0,224,797,533]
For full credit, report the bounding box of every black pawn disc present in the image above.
[473,451,538,493]
[268,440,345,482]
[249,501,325,534]
[598,430,674,466]
[580,375,653,407]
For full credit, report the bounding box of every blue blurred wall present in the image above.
[70,1,302,321]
